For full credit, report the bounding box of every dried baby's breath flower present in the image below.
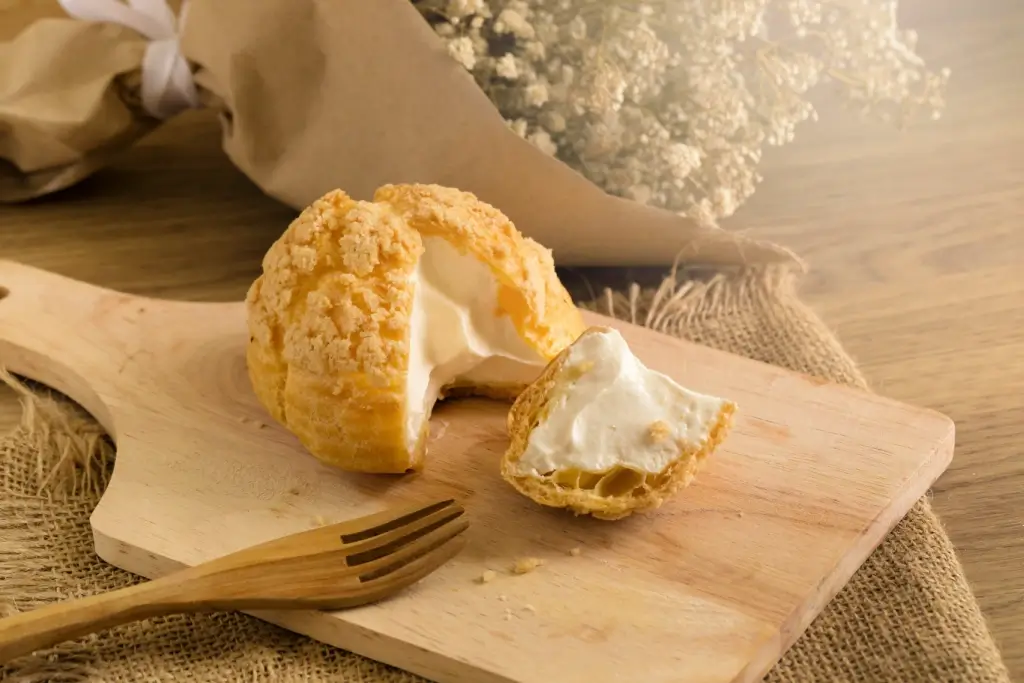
[528,129,558,156]
[446,36,477,70]
[415,0,949,224]
[446,0,487,17]
[495,53,520,80]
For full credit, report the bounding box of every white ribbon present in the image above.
[58,0,199,120]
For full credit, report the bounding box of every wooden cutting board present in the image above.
[0,258,954,683]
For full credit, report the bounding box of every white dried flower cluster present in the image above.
[414,0,949,225]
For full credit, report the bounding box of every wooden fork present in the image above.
[0,498,468,664]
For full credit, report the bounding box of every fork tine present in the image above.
[351,512,470,583]
[339,499,458,544]
[345,532,468,606]
[342,501,466,566]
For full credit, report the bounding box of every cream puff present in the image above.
[245,183,586,473]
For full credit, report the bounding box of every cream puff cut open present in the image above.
[245,183,586,473]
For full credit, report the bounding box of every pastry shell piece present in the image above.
[501,326,736,520]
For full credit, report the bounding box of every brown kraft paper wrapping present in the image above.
[0,0,796,267]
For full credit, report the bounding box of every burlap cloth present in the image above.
[0,264,1011,682]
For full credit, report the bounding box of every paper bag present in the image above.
[0,0,800,267]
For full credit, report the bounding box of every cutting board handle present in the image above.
[0,259,134,432]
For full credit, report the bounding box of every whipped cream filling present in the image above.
[513,328,728,477]
[405,237,547,449]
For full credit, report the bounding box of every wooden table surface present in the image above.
[1,0,1022,677]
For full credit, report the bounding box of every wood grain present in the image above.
[0,0,1021,676]
[726,2,1024,674]
[0,259,953,683]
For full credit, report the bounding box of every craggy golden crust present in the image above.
[246,184,586,474]
[500,328,737,520]
[245,190,424,473]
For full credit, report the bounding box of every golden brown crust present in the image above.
[245,184,586,474]
[501,327,736,520]
[245,189,426,473]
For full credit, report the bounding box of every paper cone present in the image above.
[0,0,800,268]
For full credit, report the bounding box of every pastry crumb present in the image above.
[476,569,497,584]
[646,420,672,444]
[498,594,508,602]
[512,557,543,574]
[504,608,513,621]
[522,603,536,613]
[568,546,582,557]
[313,515,327,526]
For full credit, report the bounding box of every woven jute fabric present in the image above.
[0,265,1011,682]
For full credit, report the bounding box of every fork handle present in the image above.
[0,575,187,664]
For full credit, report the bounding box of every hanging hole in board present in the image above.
[0,286,8,301]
